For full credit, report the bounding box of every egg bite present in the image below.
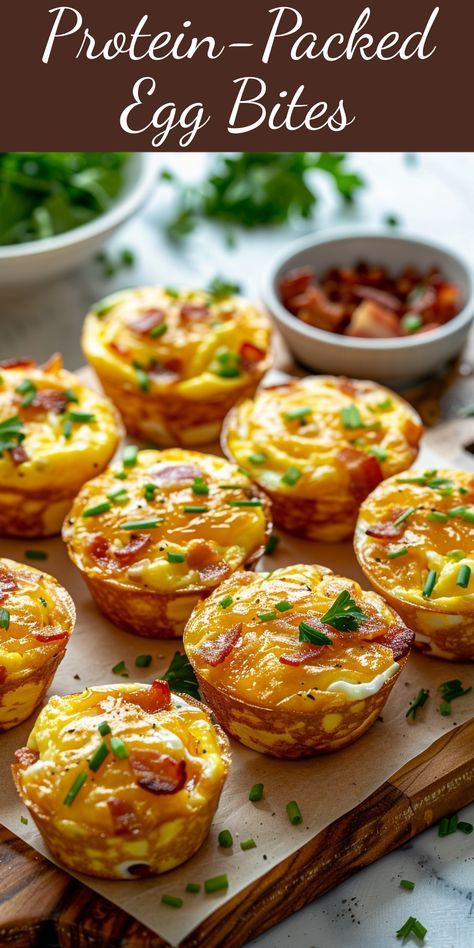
[62,448,272,638]
[12,680,230,879]
[184,564,413,758]
[0,354,122,537]
[82,286,272,447]
[354,468,474,661]
[222,375,423,541]
[0,558,75,731]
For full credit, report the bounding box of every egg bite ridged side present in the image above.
[82,286,272,447]
[0,558,75,731]
[184,565,413,758]
[354,468,474,661]
[0,354,122,537]
[12,681,230,879]
[62,449,272,638]
[222,375,423,541]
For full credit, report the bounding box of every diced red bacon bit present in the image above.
[337,377,359,397]
[337,447,383,502]
[365,508,408,540]
[199,561,231,585]
[10,444,29,465]
[187,541,231,586]
[279,267,314,305]
[196,623,242,666]
[33,627,68,643]
[180,303,210,322]
[0,568,17,602]
[42,353,63,373]
[149,463,202,486]
[129,749,187,795]
[109,341,130,359]
[25,389,68,415]
[279,644,326,666]
[129,309,166,335]
[0,358,36,370]
[353,615,387,640]
[239,341,265,369]
[88,533,110,561]
[14,747,39,768]
[403,418,424,445]
[0,665,6,685]
[147,361,180,383]
[126,679,172,713]
[352,285,401,312]
[288,286,346,333]
[114,534,151,565]
[107,797,139,835]
[373,624,414,661]
[347,301,401,338]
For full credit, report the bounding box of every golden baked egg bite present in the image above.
[0,557,75,731]
[184,564,413,758]
[223,375,423,541]
[12,679,230,879]
[354,468,474,661]
[0,354,122,537]
[62,448,271,638]
[82,285,272,447]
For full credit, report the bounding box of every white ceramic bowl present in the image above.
[263,230,474,387]
[0,154,158,287]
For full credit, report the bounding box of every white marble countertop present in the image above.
[1,152,473,948]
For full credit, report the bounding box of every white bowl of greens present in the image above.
[0,153,158,287]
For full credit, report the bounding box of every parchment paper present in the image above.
[0,439,473,947]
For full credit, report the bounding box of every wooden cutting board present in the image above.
[0,361,473,948]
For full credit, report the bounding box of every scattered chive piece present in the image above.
[299,621,332,646]
[286,801,303,825]
[240,838,257,851]
[462,509,474,523]
[438,679,472,716]
[219,595,233,609]
[186,883,201,893]
[341,404,364,429]
[219,483,244,490]
[98,721,111,736]
[284,406,312,422]
[401,312,423,333]
[227,498,262,507]
[120,518,162,530]
[68,411,96,423]
[16,379,37,407]
[133,365,150,392]
[63,388,79,403]
[63,772,87,806]
[248,452,267,464]
[281,466,301,487]
[406,688,429,720]
[123,445,138,468]
[400,880,415,891]
[377,397,393,411]
[192,479,209,495]
[150,322,168,338]
[448,814,458,834]
[114,470,127,481]
[276,600,292,612]
[63,417,72,439]
[367,445,388,462]
[39,597,48,608]
[183,504,209,514]
[394,507,417,527]
[110,736,129,759]
[218,829,233,849]
[161,895,183,908]
[249,783,264,802]
[456,564,471,589]
[422,569,437,598]
[387,547,408,560]
[0,608,10,630]
[135,654,152,668]
[396,916,427,942]
[20,815,28,825]
[167,551,186,563]
[107,485,129,501]
[25,549,47,561]
[88,742,110,772]
[438,817,450,837]
[204,873,228,894]
[447,549,466,561]
[428,511,448,522]
[447,506,467,518]
[264,533,279,555]
[143,482,157,501]
[82,501,111,518]
[112,660,126,674]
[457,821,473,834]
[216,364,241,378]
[258,611,277,622]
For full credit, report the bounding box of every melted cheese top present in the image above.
[0,356,121,492]
[184,564,404,712]
[0,558,75,680]
[355,468,474,612]
[18,685,227,830]
[82,287,271,398]
[224,376,422,500]
[63,449,269,593]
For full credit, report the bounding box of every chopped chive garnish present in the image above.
[406,688,429,720]
[286,801,303,825]
[218,829,233,848]
[299,621,332,645]
[457,564,471,589]
[219,595,233,609]
[63,772,87,806]
[258,611,277,622]
[68,411,96,423]
[422,569,437,598]
[120,518,162,530]
[264,533,279,555]
[462,509,474,523]
[63,417,72,439]
[39,597,48,608]
[143,482,157,500]
[240,838,257,851]
[110,736,129,759]
[249,783,264,802]
[114,470,127,480]
[276,600,292,612]
[82,501,111,518]
[400,880,415,891]
[448,814,458,833]
[227,498,262,507]
[387,547,408,559]
[248,452,267,464]
[167,551,186,563]
[428,511,448,522]
[123,445,138,468]
[98,721,111,736]
[284,406,312,421]
[204,874,228,894]
[341,404,364,428]
[16,379,37,407]
[457,821,473,834]
[0,608,10,630]
[63,388,79,403]
[446,549,465,561]
[447,506,466,517]
[438,679,472,716]
[20,815,28,825]
[150,322,168,338]
[192,479,209,495]
[186,883,201,893]
[216,365,241,378]
[438,817,450,837]
[394,507,417,527]
[161,895,183,908]
[396,916,427,942]
[107,484,129,500]
[367,445,388,462]
[112,660,126,674]
[219,483,244,490]
[183,505,209,514]
[88,741,110,772]
[135,654,152,667]
[25,549,47,560]
[133,365,150,392]
[281,466,301,486]
[377,397,392,411]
